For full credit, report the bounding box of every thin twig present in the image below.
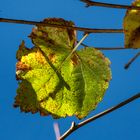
[78,41,138,50]
[0,18,123,33]
[124,51,140,69]
[81,0,140,10]
[60,92,140,140]
[95,47,134,50]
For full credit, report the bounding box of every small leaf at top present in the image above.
[14,18,111,119]
[124,0,140,48]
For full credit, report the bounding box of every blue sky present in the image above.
[0,0,140,140]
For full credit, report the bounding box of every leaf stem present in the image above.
[0,18,123,33]
[124,51,140,69]
[69,33,89,56]
[60,92,140,140]
[80,0,140,10]
[57,33,89,70]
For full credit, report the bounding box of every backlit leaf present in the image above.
[124,0,140,48]
[14,18,111,119]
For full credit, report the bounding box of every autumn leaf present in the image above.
[14,18,111,119]
[124,0,140,48]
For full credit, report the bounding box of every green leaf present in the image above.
[14,18,111,119]
[124,0,140,48]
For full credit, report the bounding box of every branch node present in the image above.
[71,121,76,129]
